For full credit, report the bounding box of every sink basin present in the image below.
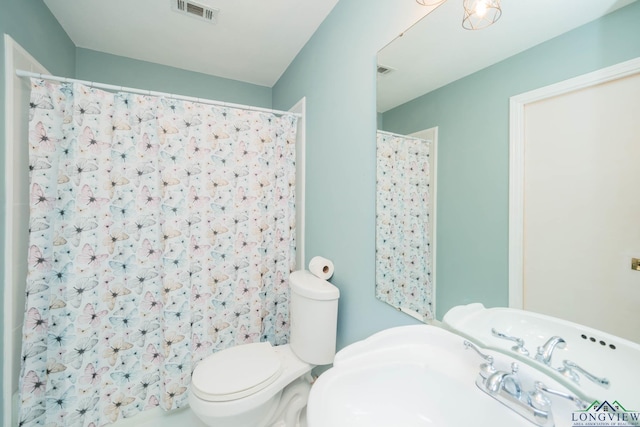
[443,303,640,406]
[307,325,583,427]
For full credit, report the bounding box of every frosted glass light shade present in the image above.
[462,0,502,30]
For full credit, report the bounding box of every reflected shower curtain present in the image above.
[375,131,433,320]
[19,79,297,426]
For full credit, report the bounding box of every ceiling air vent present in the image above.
[172,0,219,24]
[377,65,395,76]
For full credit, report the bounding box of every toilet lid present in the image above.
[191,342,283,402]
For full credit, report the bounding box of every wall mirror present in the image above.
[375,0,640,340]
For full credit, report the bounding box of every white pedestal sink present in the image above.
[307,325,593,427]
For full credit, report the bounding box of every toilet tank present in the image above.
[289,270,340,366]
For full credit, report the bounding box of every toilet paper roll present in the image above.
[308,256,334,280]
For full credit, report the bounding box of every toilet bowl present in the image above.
[189,343,313,427]
[189,270,340,427]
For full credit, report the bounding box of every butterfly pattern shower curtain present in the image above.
[375,131,434,321]
[19,79,297,426]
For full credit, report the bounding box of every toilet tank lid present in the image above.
[191,342,282,402]
[290,270,340,300]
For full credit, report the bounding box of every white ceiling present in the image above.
[378,0,637,112]
[43,0,340,87]
[42,0,637,99]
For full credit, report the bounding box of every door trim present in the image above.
[508,56,640,308]
[3,34,50,426]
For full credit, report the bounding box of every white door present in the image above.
[522,72,640,343]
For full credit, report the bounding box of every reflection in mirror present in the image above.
[375,129,437,322]
[375,0,639,329]
[511,66,640,344]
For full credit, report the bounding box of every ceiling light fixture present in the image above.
[462,0,502,30]
[415,0,502,30]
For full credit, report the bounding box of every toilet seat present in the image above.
[191,342,283,402]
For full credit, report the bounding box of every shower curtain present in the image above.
[375,131,434,320]
[18,78,297,427]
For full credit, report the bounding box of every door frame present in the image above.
[4,34,51,427]
[508,56,640,308]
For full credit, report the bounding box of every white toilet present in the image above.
[189,270,340,427]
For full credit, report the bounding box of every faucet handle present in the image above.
[534,381,588,410]
[559,360,610,389]
[491,328,530,356]
[464,340,493,363]
[463,340,495,377]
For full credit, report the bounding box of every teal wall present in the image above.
[272,1,430,350]
[75,48,272,108]
[381,2,640,319]
[0,0,76,410]
[274,0,640,350]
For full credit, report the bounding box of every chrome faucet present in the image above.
[535,336,566,366]
[486,362,522,398]
[464,340,591,427]
[474,361,554,427]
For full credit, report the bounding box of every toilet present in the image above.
[189,269,340,427]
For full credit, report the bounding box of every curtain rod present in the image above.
[377,129,428,142]
[16,69,302,118]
